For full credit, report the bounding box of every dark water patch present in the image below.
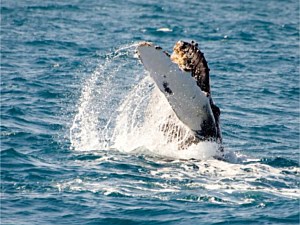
[22,166,65,182]
[260,157,299,168]
[1,148,36,171]
[1,6,14,14]
[266,215,300,225]
[134,2,164,13]
[23,81,45,89]
[6,106,26,116]
[1,147,28,159]
[236,31,258,42]
[280,23,300,35]
[281,169,299,176]
[11,17,28,27]
[37,90,61,99]
[253,177,291,189]
[247,124,290,139]
[25,39,79,49]
[26,4,80,11]
[69,153,106,161]
[10,76,27,82]
[1,88,27,96]
[285,86,300,99]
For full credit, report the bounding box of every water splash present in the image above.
[112,79,220,159]
[70,43,142,150]
[67,43,299,204]
[70,44,221,159]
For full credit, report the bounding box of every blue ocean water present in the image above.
[1,0,299,224]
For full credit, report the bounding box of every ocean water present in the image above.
[1,0,299,224]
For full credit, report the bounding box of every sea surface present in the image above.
[1,0,299,224]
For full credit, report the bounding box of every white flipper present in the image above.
[137,44,216,135]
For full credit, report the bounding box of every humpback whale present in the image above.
[137,40,222,151]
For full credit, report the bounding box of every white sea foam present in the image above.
[55,152,300,202]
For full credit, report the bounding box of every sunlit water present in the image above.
[1,0,299,224]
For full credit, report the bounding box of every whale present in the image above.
[137,40,222,151]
